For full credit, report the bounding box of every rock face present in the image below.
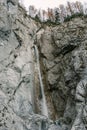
[35,18,87,129]
[0,1,49,130]
[0,1,87,130]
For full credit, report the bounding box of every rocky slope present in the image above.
[35,17,87,130]
[0,0,87,130]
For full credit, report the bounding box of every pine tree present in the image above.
[54,8,60,23]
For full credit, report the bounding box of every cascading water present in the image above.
[34,45,48,117]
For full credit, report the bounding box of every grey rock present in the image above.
[48,124,62,130]
[0,1,87,130]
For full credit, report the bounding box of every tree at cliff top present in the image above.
[28,1,86,23]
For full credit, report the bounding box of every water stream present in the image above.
[34,45,48,117]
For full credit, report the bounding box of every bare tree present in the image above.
[75,1,83,14]
[59,4,67,22]
[47,8,54,22]
[42,10,48,21]
[67,1,74,15]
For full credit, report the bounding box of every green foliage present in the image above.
[43,19,60,26]
[35,15,41,23]
[64,13,83,22]
[33,12,84,26]
[55,10,60,24]
[84,14,87,18]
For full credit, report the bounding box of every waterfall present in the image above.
[34,45,48,117]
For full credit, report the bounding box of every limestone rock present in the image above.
[0,1,87,130]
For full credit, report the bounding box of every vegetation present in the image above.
[64,13,84,22]
[28,1,87,24]
[35,15,41,23]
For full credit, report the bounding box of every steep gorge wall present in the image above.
[35,17,87,129]
[0,0,87,130]
[0,1,49,130]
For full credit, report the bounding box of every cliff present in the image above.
[0,1,87,130]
